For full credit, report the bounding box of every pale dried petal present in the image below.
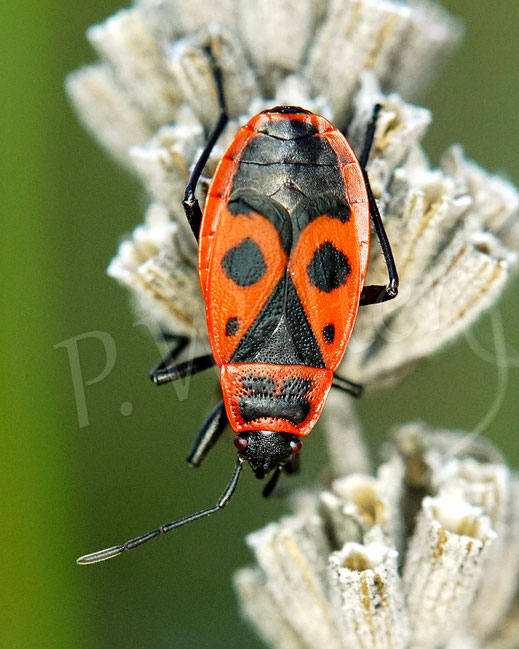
[246,516,343,649]
[107,202,205,336]
[469,475,519,639]
[328,542,410,649]
[442,145,519,248]
[237,0,319,93]
[66,63,153,165]
[238,422,517,649]
[87,9,181,124]
[403,495,495,649]
[129,110,204,222]
[138,0,237,37]
[166,26,260,125]
[234,567,305,649]
[484,597,519,649]
[305,0,461,127]
[341,157,516,386]
[318,490,366,548]
[330,454,404,548]
[347,74,433,194]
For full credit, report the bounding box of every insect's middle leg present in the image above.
[150,353,216,386]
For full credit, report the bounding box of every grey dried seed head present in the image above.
[67,0,518,387]
[235,422,519,649]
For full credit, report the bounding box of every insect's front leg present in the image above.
[186,401,228,468]
[183,53,229,240]
[332,375,364,398]
[358,104,399,306]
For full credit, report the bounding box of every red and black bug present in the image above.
[78,66,398,564]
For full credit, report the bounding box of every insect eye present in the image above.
[233,435,248,451]
[290,440,302,454]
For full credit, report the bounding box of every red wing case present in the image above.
[199,110,370,372]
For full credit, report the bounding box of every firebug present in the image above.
[78,61,398,564]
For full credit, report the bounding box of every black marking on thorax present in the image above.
[256,113,317,140]
[231,131,345,216]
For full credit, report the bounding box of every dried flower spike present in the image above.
[235,421,519,649]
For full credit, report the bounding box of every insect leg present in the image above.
[187,400,228,467]
[262,454,301,499]
[284,452,300,475]
[149,333,189,376]
[149,354,216,386]
[183,53,229,240]
[77,457,245,564]
[160,331,189,345]
[262,465,283,498]
[332,375,364,398]
[359,103,382,168]
[358,104,399,306]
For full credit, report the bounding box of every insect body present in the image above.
[201,108,371,471]
[77,99,398,564]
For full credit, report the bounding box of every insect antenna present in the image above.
[77,456,245,565]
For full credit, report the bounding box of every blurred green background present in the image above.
[1,1,518,648]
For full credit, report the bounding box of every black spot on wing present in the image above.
[322,323,335,343]
[225,317,239,336]
[307,242,351,293]
[228,189,292,255]
[221,238,267,287]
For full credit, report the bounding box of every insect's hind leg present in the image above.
[183,49,229,240]
[149,333,216,385]
[150,353,216,386]
[357,104,399,306]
